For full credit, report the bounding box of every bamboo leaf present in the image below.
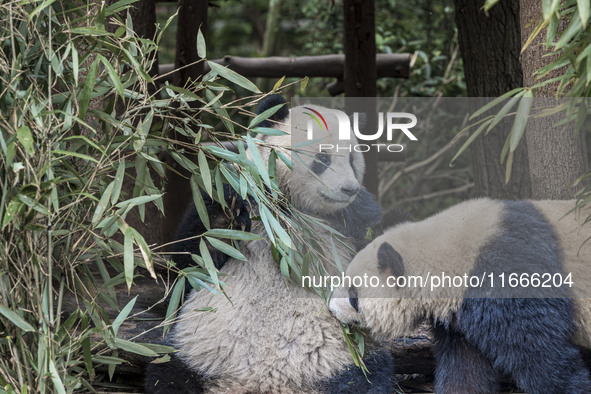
[16,126,34,155]
[2,199,22,229]
[542,0,560,19]
[204,228,262,241]
[579,0,590,28]
[198,149,213,197]
[450,120,490,165]
[273,76,285,91]
[205,237,247,261]
[123,226,134,289]
[197,28,206,59]
[207,61,261,93]
[0,304,35,332]
[248,103,286,129]
[113,338,158,357]
[97,54,125,100]
[164,277,185,334]
[486,94,522,132]
[79,57,99,120]
[199,239,220,288]
[48,359,66,394]
[190,175,211,229]
[111,159,126,205]
[509,91,533,153]
[245,135,271,187]
[112,296,137,336]
[92,182,114,225]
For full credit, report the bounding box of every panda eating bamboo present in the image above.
[329,198,591,393]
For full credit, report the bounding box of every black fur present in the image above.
[324,188,383,251]
[144,354,208,394]
[173,184,251,271]
[256,94,289,127]
[311,152,331,175]
[320,349,394,393]
[377,242,404,278]
[434,201,590,393]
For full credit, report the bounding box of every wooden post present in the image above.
[343,0,378,196]
[173,0,208,85]
[162,0,209,243]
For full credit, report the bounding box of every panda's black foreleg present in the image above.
[172,183,251,271]
[144,354,207,394]
[433,323,499,394]
[458,298,591,394]
[320,350,394,393]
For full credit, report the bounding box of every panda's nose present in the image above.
[341,185,360,197]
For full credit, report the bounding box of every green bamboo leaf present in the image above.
[197,28,206,59]
[113,338,158,357]
[48,359,67,394]
[199,239,220,288]
[114,194,162,210]
[556,13,583,49]
[450,120,490,165]
[198,149,213,197]
[273,76,285,91]
[469,88,525,120]
[164,276,185,334]
[205,237,247,261]
[72,45,79,86]
[190,175,211,229]
[505,151,515,184]
[542,0,560,19]
[2,199,22,229]
[28,0,58,21]
[52,149,99,163]
[261,205,292,248]
[0,304,35,332]
[97,54,125,100]
[112,296,137,336]
[123,226,134,289]
[204,228,262,241]
[111,160,126,205]
[245,135,272,187]
[509,91,533,153]
[16,126,34,155]
[300,76,309,93]
[208,61,261,93]
[79,57,99,120]
[92,182,114,225]
[248,103,286,129]
[579,0,589,28]
[486,94,522,132]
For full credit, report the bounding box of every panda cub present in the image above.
[329,198,591,393]
[145,96,398,393]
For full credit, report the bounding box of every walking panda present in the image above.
[145,96,399,393]
[329,198,591,393]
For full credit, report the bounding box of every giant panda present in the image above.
[329,198,591,393]
[145,95,400,393]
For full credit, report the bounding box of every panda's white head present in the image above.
[328,239,428,340]
[255,97,365,215]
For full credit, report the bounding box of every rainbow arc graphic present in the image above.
[303,107,328,131]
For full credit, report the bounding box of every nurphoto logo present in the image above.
[304,107,418,153]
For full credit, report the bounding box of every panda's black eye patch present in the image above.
[311,153,331,175]
[349,286,359,312]
[378,242,404,278]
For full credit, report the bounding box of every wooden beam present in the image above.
[157,54,410,83]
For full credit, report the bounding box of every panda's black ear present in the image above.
[256,94,289,127]
[378,242,404,278]
[349,112,367,131]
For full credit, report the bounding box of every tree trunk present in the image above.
[520,0,587,199]
[454,0,531,199]
[343,0,378,195]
